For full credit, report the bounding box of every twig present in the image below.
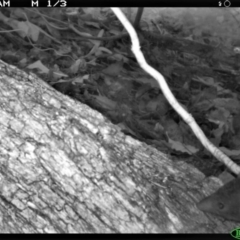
[111,7,240,175]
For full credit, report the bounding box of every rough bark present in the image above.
[0,60,236,233]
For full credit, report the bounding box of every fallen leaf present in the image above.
[102,62,123,77]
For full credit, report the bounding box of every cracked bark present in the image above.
[0,60,235,233]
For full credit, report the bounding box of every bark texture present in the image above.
[0,60,236,233]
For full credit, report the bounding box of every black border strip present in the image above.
[2,0,240,7]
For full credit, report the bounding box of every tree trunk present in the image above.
[0,60,235,233]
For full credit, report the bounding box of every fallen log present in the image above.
[0,60,235,233]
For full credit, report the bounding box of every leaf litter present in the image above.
[1,7,240,178]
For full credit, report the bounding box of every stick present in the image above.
[111,7,240,175]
